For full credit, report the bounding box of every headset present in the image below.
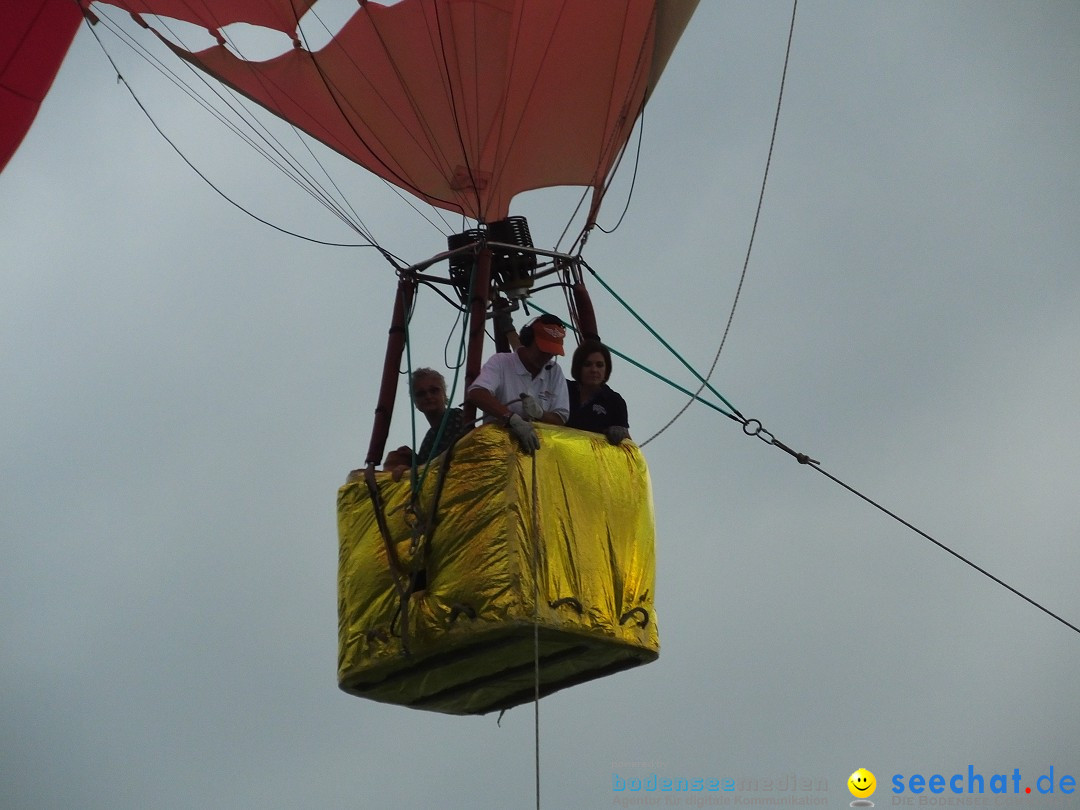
[518,313,563,348]
[518,316,539,347]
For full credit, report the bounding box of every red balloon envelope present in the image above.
[0,0,83,172]
[82,0,697,223]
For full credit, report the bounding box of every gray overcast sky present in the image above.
[3,2,1080,808]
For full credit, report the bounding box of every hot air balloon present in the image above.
[0,0,83,172]
[73,0,698,714]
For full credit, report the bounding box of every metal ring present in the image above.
[742,419,762,437]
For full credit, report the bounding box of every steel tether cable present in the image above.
[807,462,1080,637]
[543,275,1080,640]
[642,0,799,448]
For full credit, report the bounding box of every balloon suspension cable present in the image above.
[416,279,469,313]
[441,300,471,371]
[594,105,647,236]
[83,10,400,257]
[302,1,464,217]
[553,185,593,256]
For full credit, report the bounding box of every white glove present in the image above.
[506,414,540,453]
[519,393,544,421]
[605,425,631,445]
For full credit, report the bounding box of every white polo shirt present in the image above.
[469,350,570,425]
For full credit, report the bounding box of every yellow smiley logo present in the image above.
[848,768,877,798]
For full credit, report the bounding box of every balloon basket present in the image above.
[337,424,658,715]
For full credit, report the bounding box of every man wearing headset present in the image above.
[466,313,571,454]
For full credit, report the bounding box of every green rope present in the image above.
[416,306,469,487]
[402,259,474,496]
[607,345,741,423]
[527,303,741,423]
[581,262,745,420]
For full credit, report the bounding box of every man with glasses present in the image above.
[466,313,570,454]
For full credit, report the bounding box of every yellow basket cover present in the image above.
[337,423,658,715]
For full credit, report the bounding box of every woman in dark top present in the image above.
[566,340,631,444]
